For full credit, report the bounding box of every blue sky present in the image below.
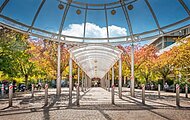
[0,0,190,45]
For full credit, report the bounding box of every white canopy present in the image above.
[69,44,123,79]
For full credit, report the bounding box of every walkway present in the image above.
[0,87,190,120]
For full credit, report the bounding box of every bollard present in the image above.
[176,84,180,107]
[76,84,80,106]
[44,84,48,106]
[185,84,188,98]
[9,84,13,107]
[1,84,4,97]
[31,84,34,98]
[158,84,160,98]
[111,85,115,104]
[142,84,145,105]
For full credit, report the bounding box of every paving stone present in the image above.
[0,87,190,120]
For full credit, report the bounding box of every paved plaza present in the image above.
[0,87,190,120]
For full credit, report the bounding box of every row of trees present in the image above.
[0,27,71,85]
[120,37,190,87]
[0,26,190,87]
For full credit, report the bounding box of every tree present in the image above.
[135,45,158,84]
[0,26,30,80]
[28,38,70,82]
[118,44,157,84]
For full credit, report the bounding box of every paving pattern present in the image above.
[0,87,190,120]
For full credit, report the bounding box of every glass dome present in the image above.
[0,0,189,43]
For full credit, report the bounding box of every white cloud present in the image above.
[62,23,127,38]
[108,25,127,37]
[62,24,84,37]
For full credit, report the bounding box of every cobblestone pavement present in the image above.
[0,87,190,120]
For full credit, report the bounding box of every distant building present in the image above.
[150,27,190,50]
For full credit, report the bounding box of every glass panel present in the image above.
[85,9,107,38]
[1,18,28,31]
[2,0,41,25]
[163,19,190,35]
[34,0,65,34]
[65,37,83,42]
[139,31,160,40]
[183,0,190,10]
[62,6,85,37]
[84,39,108,43]
[107,7,129,37]
[109,38,126,43]
[127,0,157,34]
[149,0,189,27]
[31,29,53,38]
[0,0,5,7]
[74,0,118,4]
[136,40,154,46]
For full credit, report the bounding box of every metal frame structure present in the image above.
[0,0,190,98]
[69,44,122,79]
[0,0,189,44]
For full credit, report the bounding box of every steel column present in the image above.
[56,42,61,96]
[120,0,135,97]
[69,55,73,105]
[108,72,110,92]
[106,73,108,90]
[111,67,115,104]
[119,58,122,99]
[81,71,84,92]
[89,78,92,88]
[104,74,108,90]
[87,76,89,88]
[131,43,135,97]
[76,67,80,105]
[85,74,87,91]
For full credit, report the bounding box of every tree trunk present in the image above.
[145,78,148,84]
[25,74,28,89]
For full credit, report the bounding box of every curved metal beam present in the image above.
[72,48,121,56]
[58,0,72,38]
[27,0,46,32]
[78,56,115,64]
[178,0,190,16]
[120,0,134,40]
[0,14,190,44]
[69,44,123,54]
[0,0,9,13]
[83,4,88,42]
[144,0,163,34]
[75,53,117,62]
[74,50,119,58]
[104,5,109,42]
